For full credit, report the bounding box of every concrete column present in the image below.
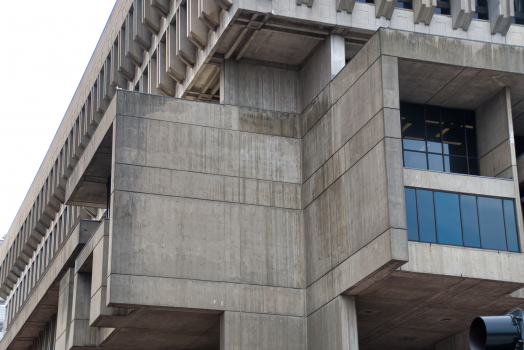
[55,269,74,350]
[124,12,143,68]
[413,0,437,24]
[68,272,96,349]
[176,5,196,67]
[476,87,524,250]
[298,34,345,112]
[451,0,475,30]
[157,40,177,96]
[166,24,186,84]
[141,0,160,34]
[307,296,359,350]
[188,0,208,49]
[488,0,514,34]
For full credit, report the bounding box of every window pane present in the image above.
[503,200,520,252]
[465,111,477,158]
[428,154,444,172]
[478,197,507,250]
[460,195,481,247]
[441,108,467,156]
[401,103,426,152]
[404,151,428,170]
[468,158,479,175]
[425,106,443,154]
[405,188,419,241]
[444,156,468,174]
[434,192,463,245]
[417,190,437,242]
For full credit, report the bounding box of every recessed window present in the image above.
[514,0,524,24]
[396,0,413,9]
[473,0,489,20]
[405,187,520,252]
[401,102,479,175]
[435,0,451,14]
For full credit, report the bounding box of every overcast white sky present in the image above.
[0,1,117,237]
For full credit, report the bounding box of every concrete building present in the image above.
[4,0,524,349]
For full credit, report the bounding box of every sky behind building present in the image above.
[0,1,117,237]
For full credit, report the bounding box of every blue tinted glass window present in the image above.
[417,190,437,243]
[503,200,520,252]
[444,156,468,174]
[405,188,419,241]
[460,195,481,248]
[478,197,507,250]
[428,154,444,172]
[404,151,427,170]
[401,103,426,152]
[426,106,442,154]
[434,192,463,245]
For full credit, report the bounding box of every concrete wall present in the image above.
[221,60,299,113]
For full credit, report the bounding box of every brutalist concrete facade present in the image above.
[5,1,524,350]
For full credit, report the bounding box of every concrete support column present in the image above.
[68,272,96,349]
[488,0,514,34]
[476,87,524,250]
[55,269,74,350]
[451,0,475,30]
[307,296,359,350]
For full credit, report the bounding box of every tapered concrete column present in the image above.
[376,0,397,18]
[68,272,96,349]
[451,0,475,30]
[307,296,359,350]
[55,269,74,350]
[488,0,514,34]
[414,0,437,24]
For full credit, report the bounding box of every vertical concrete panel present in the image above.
[55,269,74,350]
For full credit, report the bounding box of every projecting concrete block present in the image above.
[166,24,186,83]
[151,0,170,17]
[336,0,357,12]
[414,0,437,24]
[176,6,196,67]
[133,0,152,50]
[147,56,163,95]
[56,268,74,348]
[198,0,220,30]
[156,41,177,96]
[110,43,127,88]
[489,0,514,34]
[375,0,397,18]
[451,0,475,30]
[124,13,143,67]
[297,0,315,7]
[187,0,208,49]
[118,29,135,80]
[103,59,116,102]
[141,0,160,34]
[215,0,232,10]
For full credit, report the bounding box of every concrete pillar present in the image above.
[68,272,96,349]
[110,43,127,89]
[451,0,475,30]
[488,0,514,34]
[413,0,437,24]
[124,13,143,68]
[307,296,359,350]
[298,34,345,113]
[476,87,524,250]
[375,0,397,18]
[55,269,74,350]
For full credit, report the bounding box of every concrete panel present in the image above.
[222,60,299,113]
[476,88,511,158]
[488,0,514,34]
[404,168,516,197]
[187,0,208,49]
[479,140,512,177]
[110,191,304,288]
[166,24,186,84]
[401,241,524,283]
[125,12,143,67]
[307,296,358,350]
[156,40,177,96]
[176,5,197,68]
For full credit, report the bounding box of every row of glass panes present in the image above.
[401,102,479,175]
[405,188,520,252]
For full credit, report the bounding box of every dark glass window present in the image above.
[405,187,520,252]
[396,0,413,8]
[515,136,524,157]
[401,102,479,175]
[514,0,524,24]
[436,0,451,14]
[474,0,489,19]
